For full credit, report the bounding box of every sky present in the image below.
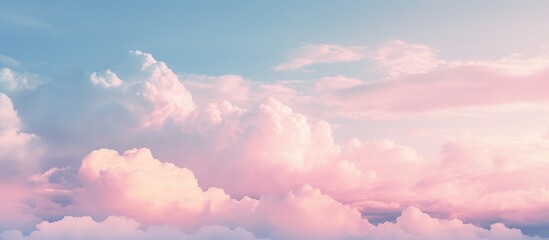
[2,1,549,239]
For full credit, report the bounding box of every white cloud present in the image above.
[0,68,47,91]
[273,44,367,71]
[89,69,123,88]
[90,50,196,128]
[0,55,20,68]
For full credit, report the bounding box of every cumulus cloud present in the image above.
[0,93,41,176]
[0,216,262,240]
[39,147,545,239]
[89,69,122,88]
[185,97,349,197]
[273,44,367,71]
[69,147,372,239]
[88,50,196,128]
[5,49,549,239]
[0,94,45,232]
[253,185,372,239]
[76,148,257,230]
[79,52,549,237]
[181,73,314,117]
[377,206,542,240]
[121,50,196,127]
[0,197,541,240]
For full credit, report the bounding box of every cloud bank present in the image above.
[2,47,549,239]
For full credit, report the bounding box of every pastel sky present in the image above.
[2,1,549,239]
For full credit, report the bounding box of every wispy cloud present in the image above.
[0,55,20,68]
[0,68,48,91]
[0,10,55,31]
[273,44,367,71]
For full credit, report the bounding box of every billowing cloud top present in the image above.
[1,45,549,240]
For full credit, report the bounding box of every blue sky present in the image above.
[3,2,549,238]
[3,1,549,155]
[3,1,549,80]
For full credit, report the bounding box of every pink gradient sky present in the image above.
[2,1,549,239]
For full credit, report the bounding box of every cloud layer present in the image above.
[2,147,542,240]
[1,47,549,239]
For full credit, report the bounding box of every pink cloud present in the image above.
[184,97,350,197]
[373,41,446,76]
[387,207,539,240]
[253,185,372,239]
[181,74,251,107]
[0,93,41,176]
[0,183,42,234]
[91,50,196,128]
[80,51,549,234]
[3,136,548,239]
[4,49,549,239]
[0,216,262,240]
[182,73,315,119]
[273,44,367,71]
[71,147,373,238]
[76,148,257,230]
[70,147,546,239]
[269,42,549,118]
[313,66,549,117]
[1,195,540,240]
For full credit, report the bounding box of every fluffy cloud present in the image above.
[76,148,257,230]
[0,68,47,91]
[91,50,196,128]
[374,206,542,240]
[0,216,261,240]
[81,51,549,236]
[0,93,40,176]
[0,196,541,240]
[5,49,549,239]
[185,97,351,197]
[58,147,547,239]
[0,94,44,232]
[124,50,196,127]
[70,147,371,239]
[253,185,372,239]
[2,137,547,240]
[1,213,539,240]
[415,135,549,225]
[273,44,366,71]
[182,74,314,118]
[89,69,122,88]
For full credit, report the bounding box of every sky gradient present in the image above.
[2,1,549,239]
